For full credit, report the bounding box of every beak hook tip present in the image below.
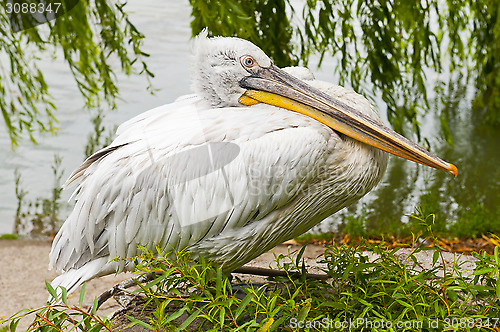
[448,163,458,177]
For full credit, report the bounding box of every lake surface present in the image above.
[0,0,193,234]
[1,0,497,238]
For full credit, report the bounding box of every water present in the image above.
[1,1,497,237]
[0,0,193,234]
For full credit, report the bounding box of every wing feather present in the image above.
[49,96,336,276]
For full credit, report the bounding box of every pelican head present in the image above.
[193,33,272,107]
[193,32,458,176]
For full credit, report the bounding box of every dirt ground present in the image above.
[0,239,132,330]
[0,239,477,331]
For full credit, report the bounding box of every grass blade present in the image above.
[45,280,57,301]
[79,283,86,307]
[235,292,253,320]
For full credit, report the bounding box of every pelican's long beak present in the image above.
[239,65,458,176]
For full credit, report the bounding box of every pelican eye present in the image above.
[241,56,256,68]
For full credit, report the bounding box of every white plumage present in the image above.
[49,33,455,294]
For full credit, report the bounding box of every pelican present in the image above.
[49,32,457,294]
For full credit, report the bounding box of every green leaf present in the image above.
[216,267,223,296]
[143,274,165,290]
[474,267,494,275]
[174,309,201,332]
[257,318,274,332]
[296,245,307,267]
[45,280,57,300]
[9,318,20,331]
[126,315,154,329]
[357,298,373,308]
[165,307,188,324]
[395,299,414,310]
[496,269,500,299]
[219,306,225,327]
[88,323,105,332]
[61,286,68,305]
[432,251,440,266]
[79,283,86,307]
[268,291,279,313]
[446,289,458,302]
[269,315,289,331]
[235,292,254,320]
[297,298,312,322]
[92,297,99,315]
[320,301,345,310]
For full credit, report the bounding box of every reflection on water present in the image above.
[434,109,500,236]
[320,76,500,237]
[1,1,498,238]
[0,0,192,234]
[13,155,64,238]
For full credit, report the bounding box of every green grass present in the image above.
[0,233,19,240]
[2,233,500,331]
[451,202,500,239]
[321,203,500,243]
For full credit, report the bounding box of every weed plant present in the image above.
[84,111,116,159]
[13,155,65,238]
[9,111,116,239]
[2,224,499,331]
